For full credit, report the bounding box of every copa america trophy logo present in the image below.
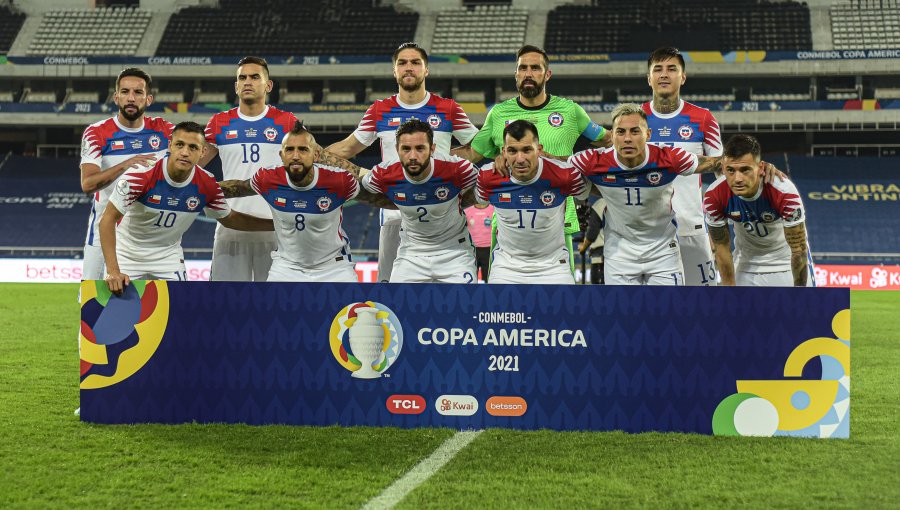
[329,301,403,379]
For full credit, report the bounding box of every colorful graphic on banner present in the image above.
[79,280,170,389]
[713,310,850,438]
[79,283,850,437]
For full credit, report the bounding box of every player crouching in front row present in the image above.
[704,135,814,287]
[100,122,274,294]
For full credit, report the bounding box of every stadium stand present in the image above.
[156,0,417,56]
[430,4,528,55]
[831,1,900,49]
[545,0,812,53]
[26,6,152,56]
[0,4,26,54]
[789,155,899,260]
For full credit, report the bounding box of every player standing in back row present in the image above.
[200,56,298,281]
[79,67,173,281]
[322,42,478,282]
[453,45,611,271]
[642,47,723,286]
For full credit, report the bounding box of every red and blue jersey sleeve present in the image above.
[703,177,732,227]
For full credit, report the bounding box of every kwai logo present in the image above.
[436,395,478,416]
[329,301,403,379]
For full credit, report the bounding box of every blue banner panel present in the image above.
[79,282,850,437]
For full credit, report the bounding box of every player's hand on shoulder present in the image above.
[104,271,130,295]
[760,161,786,183]
[491,155,509,177]
[127,153,157,169]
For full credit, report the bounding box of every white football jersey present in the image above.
[642,100,722,237]
[476,158,589,271]
[80,116,173,246]
[362,154,477,253]
[250,164,359,269]
[704,176,806,273]
[109,159,230,273]
[570,146,698,263]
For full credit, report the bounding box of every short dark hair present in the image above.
[283,119,315,144]
[116,67,152,90]
[503,120,540,143]
[516,45,549,69]
[647,47,685,71]
[237,56,270,78]
[723,135,762,161]
[395,118,433,146]
[172,121,205,138]
[392,42,428,66]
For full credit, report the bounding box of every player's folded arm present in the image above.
[218,179,256,199]
[355,189,398,210]
[217,211,274,231]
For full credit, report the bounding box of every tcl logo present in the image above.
[386,395,426,415]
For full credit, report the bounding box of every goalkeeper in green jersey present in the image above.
[453,45,611,271]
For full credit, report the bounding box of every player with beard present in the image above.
[79,67,173,281]
[200,56,298,282]
[321,42,477,282]
[100,122,273,295]
[641,47,723,286]
[219,122,394,282]
[453,45,611,272]
[359,119,479,284]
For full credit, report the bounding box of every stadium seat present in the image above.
[0,5,26,53]
[26,7,151,56]
[431,5,528,55]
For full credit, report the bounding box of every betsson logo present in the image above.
[435,395,478,416]
[386,395,426,415]
[486,396,528,417]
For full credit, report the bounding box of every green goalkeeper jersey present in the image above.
[471,95,606,235]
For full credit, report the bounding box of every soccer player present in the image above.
[569,104,723,285]
[359,119,479,284]
[322,42,477,282]
[200,56,298,282]
[452,45,610,268]
[475,120,590,285]
[100,122,274,295]
[642,47,723,286]
[704,135,813,287]
[218,122,393,282]
[79,67,173,280]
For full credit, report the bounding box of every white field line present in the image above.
[361,430,483,510]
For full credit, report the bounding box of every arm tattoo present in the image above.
[696,156,722,175]
[784,223,809,286]
[356,189,397,210]
[709,224,735,285]
[317,150,364,179]
[709,224,731,246]
[219,179,255,198]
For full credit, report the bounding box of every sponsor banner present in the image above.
[814,265,900,290]
[0,259,382,283]
[5,50,899,67]
[79,281,850,437]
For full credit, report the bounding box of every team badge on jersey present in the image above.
[647,171,662,185]
[788,209,803,222]
[264,127,278,141]
[540,191,556,206]
[678,125,693,140]
[115,179,130,196]
[435,186,450,200]
[427,115,442,129]
[317,196,332,211]
[548,112,564,127]
[761,211,776,222]
[149,135,161,150]
[186,196,200,211]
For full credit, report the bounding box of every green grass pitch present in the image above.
[0,284,897,509]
